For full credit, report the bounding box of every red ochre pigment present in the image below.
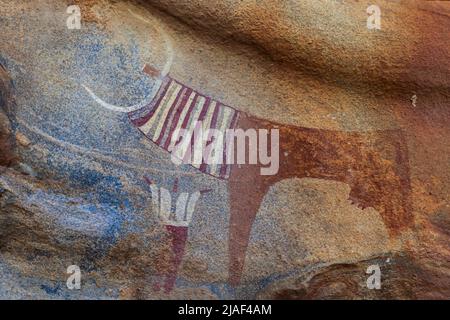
[134,69,412,288]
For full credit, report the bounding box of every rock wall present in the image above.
[0,0,448,299]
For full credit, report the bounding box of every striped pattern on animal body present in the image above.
[129,77,240,179]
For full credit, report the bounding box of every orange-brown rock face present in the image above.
[0,0,448,299]
[145,0,450,91]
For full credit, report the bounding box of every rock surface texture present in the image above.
[0,0,449,299]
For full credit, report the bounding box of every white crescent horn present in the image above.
[83,8,174,113]
[127,9,174,78]
[82,80,161,113]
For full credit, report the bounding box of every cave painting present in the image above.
[130,76,240,179]
[144,176,209,293]
[85,63,413,287]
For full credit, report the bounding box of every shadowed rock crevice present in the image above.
[260,253,450,300]
[0,63,17,168]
